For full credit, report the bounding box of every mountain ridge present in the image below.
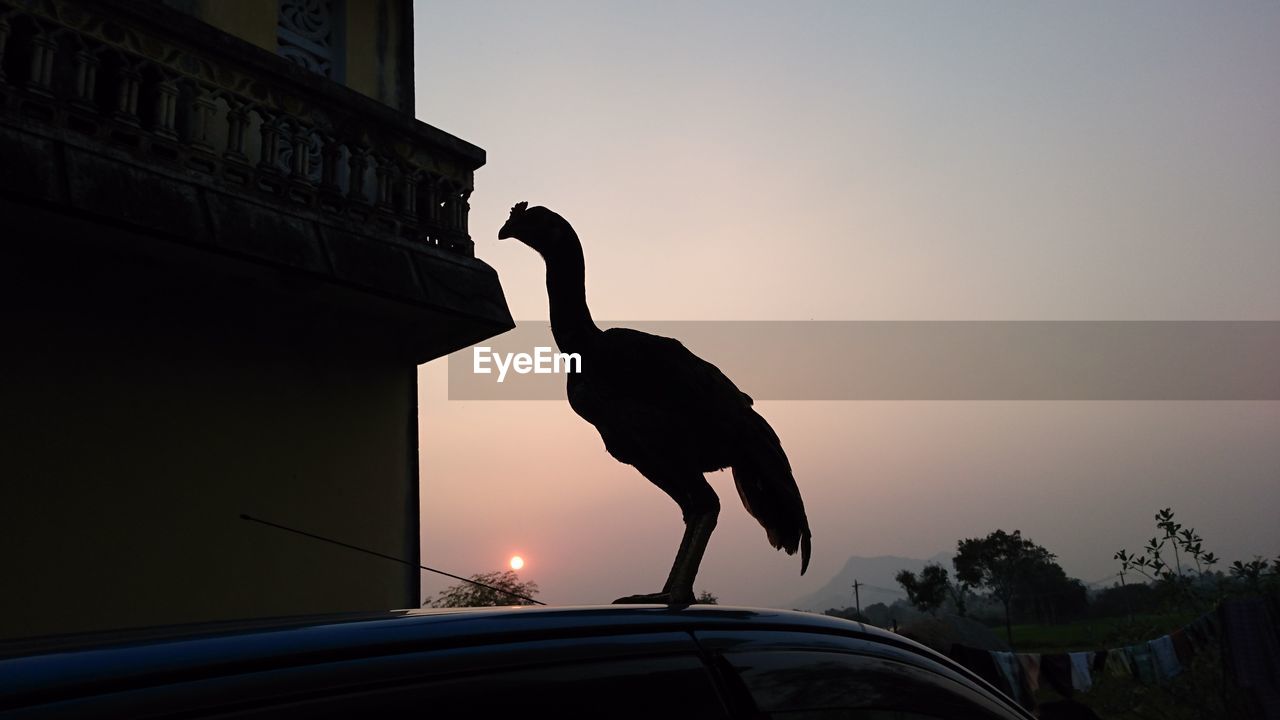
[784,551,952,612]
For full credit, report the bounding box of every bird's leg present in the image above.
[663,510,718,605]
[614,512,718,606]
[660,517,701,594]
[615,476,720,606]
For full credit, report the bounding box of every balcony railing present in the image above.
[0,0,483,255]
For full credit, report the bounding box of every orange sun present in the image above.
[509,555,524,571]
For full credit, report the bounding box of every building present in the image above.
[0,0,512,639]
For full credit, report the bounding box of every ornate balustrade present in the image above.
[0,0,482,255]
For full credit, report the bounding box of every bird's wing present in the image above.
[590,327,754,419]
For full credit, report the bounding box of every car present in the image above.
[0,605,1035,719]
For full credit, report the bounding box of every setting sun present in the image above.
[509,555,524,571]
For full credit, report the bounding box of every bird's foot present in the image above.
[612,590,694,606]
[612,592,671,605]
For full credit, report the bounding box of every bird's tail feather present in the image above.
[731,410,812,575]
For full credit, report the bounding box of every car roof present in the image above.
[0,605,1013,715]
[0,604,895,663]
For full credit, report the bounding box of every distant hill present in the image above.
[786,552,952,612]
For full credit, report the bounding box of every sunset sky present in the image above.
[412,1,1279,607]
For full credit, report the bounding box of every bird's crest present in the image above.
[509,201,529,218]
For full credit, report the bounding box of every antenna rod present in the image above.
[240,513,545,606]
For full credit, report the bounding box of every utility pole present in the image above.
[852,580,861,617]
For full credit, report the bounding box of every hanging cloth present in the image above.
[1104,647,1133,679]
[992,650,1034,710]
[1040,653,1073,694]
[1018,653,1042,693]
[1171,628,1195,665]
[1129,643,1158,685]
[1221,596,1280,720]
[949,644,1005,694]
[1150,635,1182,681]
[1069,651,1095,693]
[1184,612,1216,653]
[1092,649,1108,674]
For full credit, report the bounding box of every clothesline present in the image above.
[947,594,1280,717]
[950,607,1212,711]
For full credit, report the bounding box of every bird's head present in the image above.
[497,201,577,257]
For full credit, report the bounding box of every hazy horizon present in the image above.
[412,1,1279,607]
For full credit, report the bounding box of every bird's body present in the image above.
[567,327,748,474]
[499,203,811,604]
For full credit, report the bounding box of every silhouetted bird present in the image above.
[499,202,812,605]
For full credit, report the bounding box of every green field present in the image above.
[1002,612,1195,653]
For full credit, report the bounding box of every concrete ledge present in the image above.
[320,226,422,302]
[66,146,211,245]
[205,193,328,274]
[1,122,513,361]
[0,126,60,202]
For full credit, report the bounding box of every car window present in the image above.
[717,650,1023,720]
[212,653,727,719]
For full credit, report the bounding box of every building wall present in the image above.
[188,0,277,51]
[165,0,415,112]
[344,0,412,112]
[0,0,504,642]
[1,245,421,639]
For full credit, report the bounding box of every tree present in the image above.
[426,570,539,608]
[861,602,893,627]
[1115,508,1222,612]
[695,591,719,604]
[823,606,868,623]
[1230,557,1277,594]
[1015,559,1087,624]
[1090,582,1159,619]
[953,529,1055,644]
[896,564,949,615]
[946,577,971,618]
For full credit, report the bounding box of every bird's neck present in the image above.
[543,240,599,354]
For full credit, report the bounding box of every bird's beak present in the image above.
[497,221,515,240]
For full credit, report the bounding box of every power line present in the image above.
[857,582,906,595]
[240,514,545,606]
